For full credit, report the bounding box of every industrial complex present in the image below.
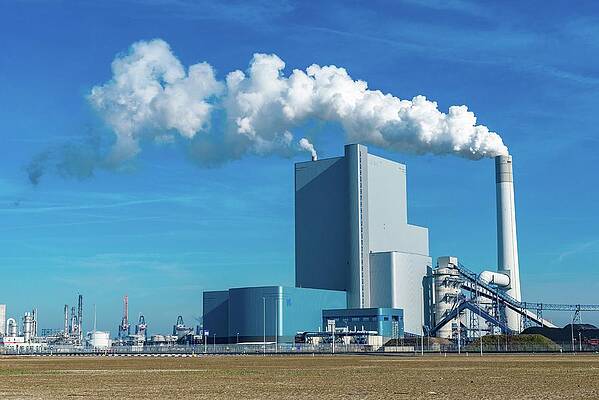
[2,143,599,353]
[199,143,599,349]
[203,143,431,344]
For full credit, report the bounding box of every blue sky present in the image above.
[1,0,599,333]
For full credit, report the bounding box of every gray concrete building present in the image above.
[295,144,432,334]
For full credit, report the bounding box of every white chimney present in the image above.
[495,155,522,332]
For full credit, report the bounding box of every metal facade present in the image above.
[203,286,346,343]
[322,308,404,339]
[294,143,431,332]
[370,252,432,335]
[202,290,229,342]
[295,157,349,292]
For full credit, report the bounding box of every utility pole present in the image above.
[263,296,266,354]
[420,286,424,356]
[332,322,335,355]
[476,279,483,357]
[457,317,461,354]
[571,316,575,352]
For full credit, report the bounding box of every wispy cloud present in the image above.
[296,21,599,87]
[0,215,163,233]
[398,0,491,17]
[88,0,295,24]
[557,239,599,263]
[0,195,207,214]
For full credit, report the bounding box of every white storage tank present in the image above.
[87,331,111,349]
[6,318,18,337]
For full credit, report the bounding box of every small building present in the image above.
[203,286,346,344]
[322,308,404,340]
[0,336,47,352]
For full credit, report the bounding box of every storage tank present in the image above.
[6,318,17,337]
[433,256,462,339]
[87,331,111,349]
[479,271,510,287]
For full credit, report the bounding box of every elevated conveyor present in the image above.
[430,262,598,337]
[429,300,511,336]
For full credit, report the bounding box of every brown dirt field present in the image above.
[1,354,598,399]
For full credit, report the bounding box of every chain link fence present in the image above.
[2,339,598,356]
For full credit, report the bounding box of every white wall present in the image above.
[370,251,432,335]
[367,154,429,256]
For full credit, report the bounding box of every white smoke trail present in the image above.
[298,138,318,160]
[88,39,508,167]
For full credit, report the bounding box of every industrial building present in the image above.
[428,155,533,339]
[322,308,404,339]
[0,305,47,352]
[203,144,432,343]
[203,286,346,343]
[295,144,432,334]
[201,145,594,346]
[3,145,597,353]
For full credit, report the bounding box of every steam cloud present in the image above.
[26,133,107,185]
[298,138,318,160]
[29,38,508,184]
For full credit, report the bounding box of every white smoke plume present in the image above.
[298,138,318,160]
[26,131,108,185]
[88,38,507,168]
[88,39,223,164]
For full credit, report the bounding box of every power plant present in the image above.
[1,144,598,354]
[200,144,599,348]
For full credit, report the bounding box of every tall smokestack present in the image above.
[63,305,69,337]
[77,294,83,342]
[495,155,521,332]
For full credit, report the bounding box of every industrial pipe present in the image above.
[479,271,510,287]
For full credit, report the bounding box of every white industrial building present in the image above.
[295,143,432,335]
